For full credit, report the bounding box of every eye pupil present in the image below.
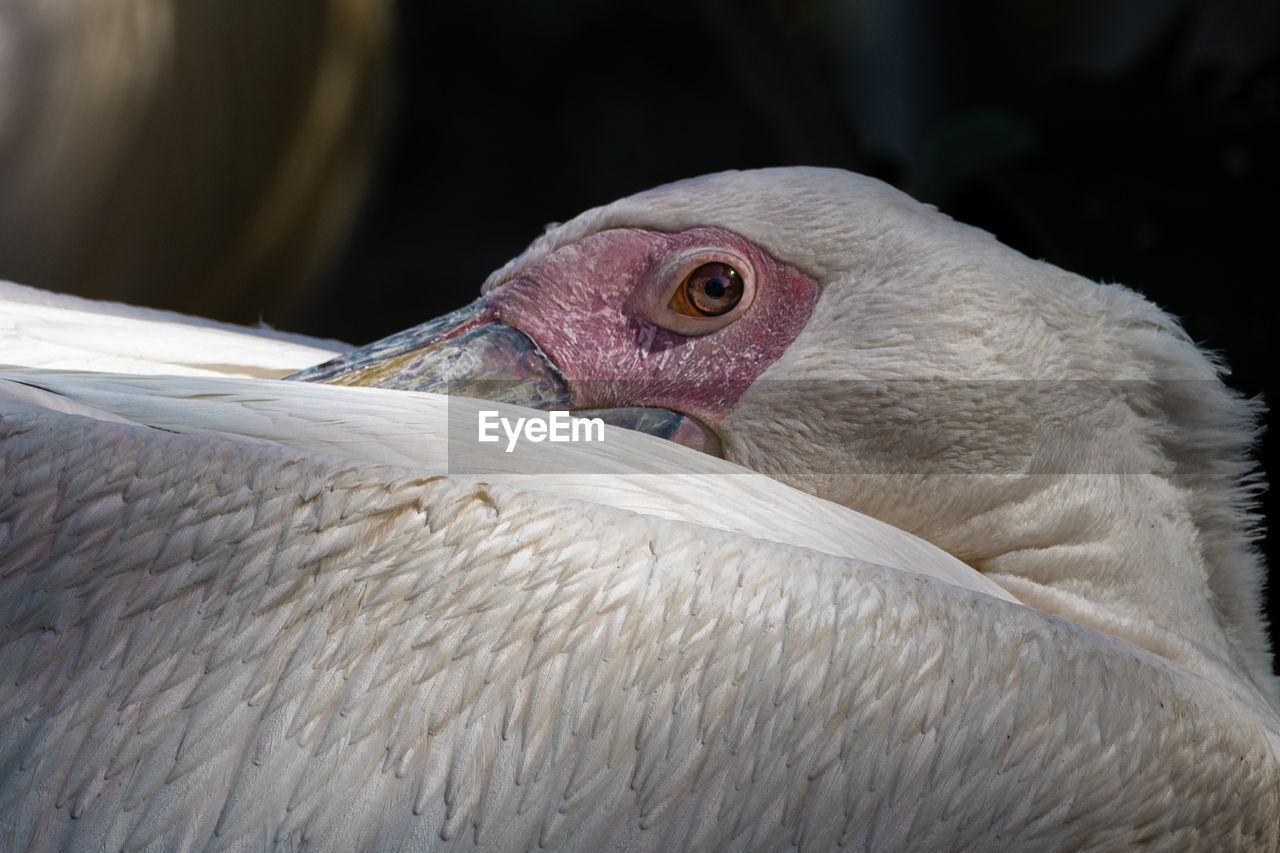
[668,261,744,318]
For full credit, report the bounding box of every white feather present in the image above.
[4,377,1275,851]
[0,280,344,377]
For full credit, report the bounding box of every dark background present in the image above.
[302,0,1280,663]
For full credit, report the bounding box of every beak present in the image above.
[571,407,723,455]
[285,297,570,408]
[285,296,723,455]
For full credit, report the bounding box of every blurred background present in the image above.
[1,0,1277,660]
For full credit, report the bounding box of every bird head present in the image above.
[289,167,1273,707]
[289,168,1232,529]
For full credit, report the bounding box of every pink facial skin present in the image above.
[485,227,822,428]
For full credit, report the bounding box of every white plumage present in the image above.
[1,168,1277,851]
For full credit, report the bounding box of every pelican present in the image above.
[1,168,1276,850]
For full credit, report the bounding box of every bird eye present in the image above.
[668,263,744,317]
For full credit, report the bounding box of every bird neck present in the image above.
[820,467,1278,717]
